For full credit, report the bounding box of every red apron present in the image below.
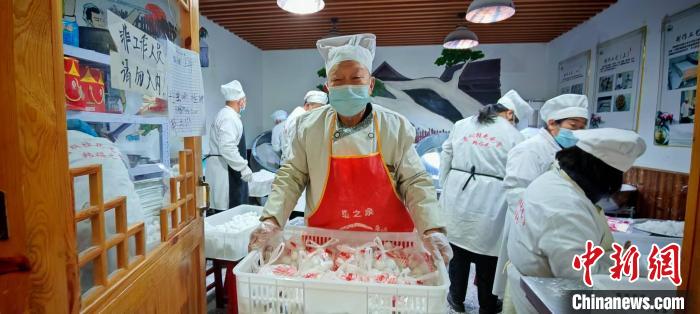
[307,113,415,232]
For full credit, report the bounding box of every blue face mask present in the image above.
[554,128,578,148]
[328,85,371,116]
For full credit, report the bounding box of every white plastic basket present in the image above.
[233,226,449,314]
[204,205,262,261]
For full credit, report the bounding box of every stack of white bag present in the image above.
[205,211,260,233]
[254,235,440,286]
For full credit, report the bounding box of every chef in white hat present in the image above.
[205,80,253,212]
[270,110,288,154]
[493,94,589,299]
[505,128,646,313]
[439,90,532,313]
[281,90,328,161]
[249,33,452,265]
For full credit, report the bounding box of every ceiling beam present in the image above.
[229,25,577,35]
[217,19,583,31]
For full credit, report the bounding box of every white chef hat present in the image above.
[220,80,245,101]
[271,110,288,121]
[573,128,646,172]
[541,94,589,122]
[304,90,328,104]
[317,33,376,74]
[498,90,533,122]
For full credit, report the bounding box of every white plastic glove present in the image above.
[241,167,253,182]
[248,218,281,252]
[422,231,453,266]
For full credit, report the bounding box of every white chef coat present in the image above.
[271,122,285,154]
[506,165,614,313]
[439,116,524,256]
[206,106,249,210]
[493,128,561,296]
[281,106,307,161]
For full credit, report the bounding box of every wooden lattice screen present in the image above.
[69,165,146,307]
[160,149,197,241]
[68,149,197,309]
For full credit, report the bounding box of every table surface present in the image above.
[521,277,587,314]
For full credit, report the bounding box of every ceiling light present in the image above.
[443,26,479,49]
[277,0,325,14]
[466,0,515,23]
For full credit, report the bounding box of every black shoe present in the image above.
[447,297,466,313]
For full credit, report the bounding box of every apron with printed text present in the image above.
[307,113,415,232]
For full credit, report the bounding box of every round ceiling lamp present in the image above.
[443,26,479,49]
[277,0,325,14]
[466,0,516,23]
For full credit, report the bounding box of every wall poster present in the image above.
[655,5,699,147]
[557,50,591,96]
[592,27,646,131]
[166,41,206,137]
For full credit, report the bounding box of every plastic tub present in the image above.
[233,226,449,314]
[204,205,262,261]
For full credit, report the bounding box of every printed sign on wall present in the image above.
[108,11,167,99]
[592,28,646,131]
[655,5,699,146]
[558,50,591,96]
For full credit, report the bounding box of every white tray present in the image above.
[233,226,449,314]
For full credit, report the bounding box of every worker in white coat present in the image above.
[270,110,288,154]
[493,94,589,300]
[205,80,253,211]
[439,90,532,314]
[281,90,328,161]
[248,33,453,265]
[506,128,646,313]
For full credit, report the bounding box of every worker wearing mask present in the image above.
[281,90,328,161]
[506,129,646,313]
[270,110,288,154]
[493,94,589,300]
[205,80,253,211]
[439,90,532,314]
[248,33,452,265]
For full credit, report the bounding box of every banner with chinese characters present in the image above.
[557,50,590,96]
[592,28,646,131]
[166,41,206,137]
[108,11,167,99]
[655,5,700,147]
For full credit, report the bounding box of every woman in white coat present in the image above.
[506,128,646,313]
[205,80,253,211]
[440,90,532,314]
[493,94,589,301]
[280,90,328,161]
[270,110,288,154]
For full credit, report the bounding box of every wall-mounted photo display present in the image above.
[557,50,591,96]
[592,27,646,130]
[655,4,699,146]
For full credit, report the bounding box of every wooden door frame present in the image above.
[681,62,700,310]
[0,0,74,312]
[2,0,206,312]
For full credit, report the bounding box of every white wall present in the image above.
[200,17,263,150]
[260,43,549,130]
[546,0,699,173]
